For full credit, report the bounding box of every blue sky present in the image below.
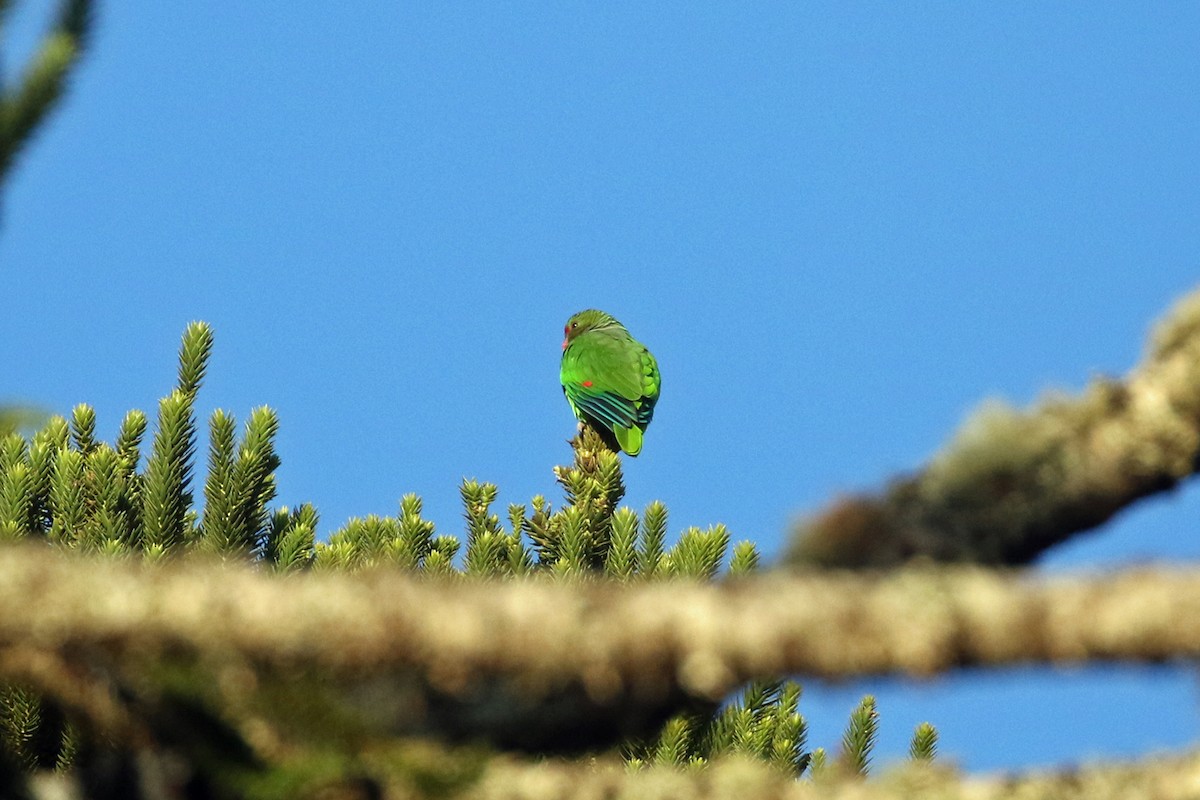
[3,1,1200,774]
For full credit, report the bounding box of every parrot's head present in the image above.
[563,309,624,350]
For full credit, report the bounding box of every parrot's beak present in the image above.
[562,339,568,351]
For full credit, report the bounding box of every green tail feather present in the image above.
[614,425,643,457]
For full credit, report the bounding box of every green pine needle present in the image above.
[0,434,26,474]
[32,416,69,451]
[115,409,148,469]
[638,500,667,577]
[26,440,55,533]
[81,445,134,550]
[68,404,95,454]
[604,507,640,580]
[651,717,694,766]
[395,494,436,569]
[49,448,84,545]
[176,321,215,399]
[908,721,939,762]
[838,695,879,777]
[0,462,32,540]
[142,390,198,551]
[556,506,590,576]
[199,409,238,553]
[728,540,760,576]
[807,747,828,779]
[271,506,317,572]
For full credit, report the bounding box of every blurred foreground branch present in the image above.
[0,0,94,191]
[25,743,1200,800]
[2,548,1199,757]
[0,404,41,435]
[789,286,1200,568]
[345,749,1200,800]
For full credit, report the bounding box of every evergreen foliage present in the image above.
[839,695,880,776]
[0,0,94,194]
[909,721,939,761]
[0,685,69,772]
[807,746,829,778]
[628,680,811,776]
[0,323,937,787]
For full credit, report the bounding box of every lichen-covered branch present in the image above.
[394,749,1200,800]
[2,548,1199,759]
[788,287,1200,568]
[26,746,1200,800]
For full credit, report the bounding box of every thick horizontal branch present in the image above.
[443,749,1200,800]
[3,549,1200,754]
[32,749,1200,800]
[788,286,1200,568]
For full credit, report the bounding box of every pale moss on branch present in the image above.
[791,283,1200,568]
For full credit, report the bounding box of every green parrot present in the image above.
[560,309,661,456]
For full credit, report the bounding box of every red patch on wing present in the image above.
[582,380,593,388]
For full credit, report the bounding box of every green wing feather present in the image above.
[561,329,660,456]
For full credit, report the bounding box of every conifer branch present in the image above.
[32,415,67,452]
[0,433,26,472]
[728,541,760,576]
[395,494,435,569]
[81,445,134,550]
[175,321,214,399]
[837,695,878,777]
[807,748,829,778]
[544,422,626,570]
[908,722,937,762]
[0,406,43,437]
[25,439,54,534]
[262,504,317,571]
[198,410,238,552]
[67,404,95,455]
[227,406,280,553]
[789,286,1200,568]
[114,410,147,472]
[140,390,197,552]
[0,461,32,540]
[638,500,667,577]
[0,0,94,190]
[48,447,84,545]
[604,507,639,581]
